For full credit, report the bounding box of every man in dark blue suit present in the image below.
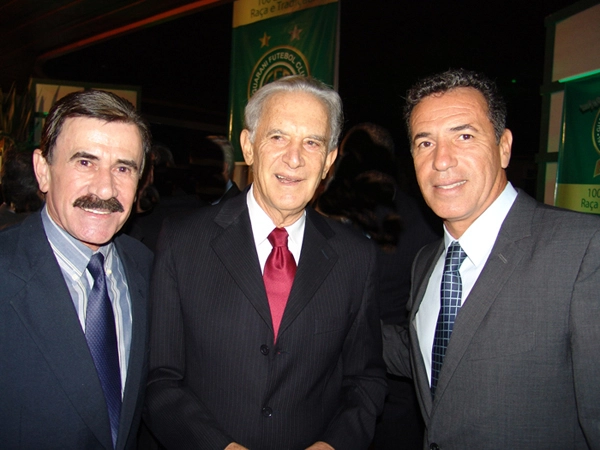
[145,76,387,450]
[0,90,153,449]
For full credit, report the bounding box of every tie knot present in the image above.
[268,227,289,248]
[87,252,105,280]
[444,241,466,273]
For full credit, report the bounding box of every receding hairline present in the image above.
[250,90,333,146]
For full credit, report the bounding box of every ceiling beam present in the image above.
[35,0,232,76]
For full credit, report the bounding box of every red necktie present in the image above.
[263,227,297,341]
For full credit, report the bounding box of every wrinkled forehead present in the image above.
[259,91,331,135]
[55,117,144,159]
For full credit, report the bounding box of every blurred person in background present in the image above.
[0,149,44,230]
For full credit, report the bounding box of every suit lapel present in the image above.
[278,208,338,337]
[114,236,149,449]
[212,196,274,332]
[409,241,444,417]
[9,214,113,449]
[431,192,535,405]
[212,201,339,339]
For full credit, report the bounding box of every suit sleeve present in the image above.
[570,228,600,447]
[319,245,388,449]
[381,323,412,378]
[144,222,233,449]
[381,244,430,379]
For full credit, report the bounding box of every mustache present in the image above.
[73,195,124,213]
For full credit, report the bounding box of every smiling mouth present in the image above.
[276,174,301,183]
[436,180,466,190]
[81,208,112,215]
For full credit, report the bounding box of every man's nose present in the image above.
[282,141,304,168]
[89,167,118,199]
[432,140,457,171]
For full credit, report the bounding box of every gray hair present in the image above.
[243,75,343,153]
[404,68,507,144]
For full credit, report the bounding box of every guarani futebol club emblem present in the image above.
[247,46,310,99]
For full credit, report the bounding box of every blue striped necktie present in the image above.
[86,252,121,448]
[431,241,467,398]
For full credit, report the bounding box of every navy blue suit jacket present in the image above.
[0,211,153,449]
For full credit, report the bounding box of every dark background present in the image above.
[16,0,588,196]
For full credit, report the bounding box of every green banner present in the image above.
[556,73,600,214]
[228,0,339,160]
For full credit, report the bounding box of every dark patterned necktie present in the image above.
[431,241,467,398]
[86,252,121,448]
[263,228,297,341]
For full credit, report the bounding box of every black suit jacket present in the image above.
[218,180,241,204]
[145,192,387,450]
[0,212,153,449]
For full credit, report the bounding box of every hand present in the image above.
[225,444,249,450]
[306,442,334,450]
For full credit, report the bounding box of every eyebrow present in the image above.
[116,159,140,172]
[305,134,327,143]
[70,151,139,171]
[449,123,479,133]
[413,131,431,143]
[412,124,479,143]
[70,151,99,161]
[267,129,327,143]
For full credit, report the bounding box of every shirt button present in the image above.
[260,345,270,355]
[430,444,440,450]
[262,407,273,418]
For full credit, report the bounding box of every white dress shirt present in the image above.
[415,183,518,383]
[246,185,305,272]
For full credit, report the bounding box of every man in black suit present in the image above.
[0,90,153,449]
[145,76,387,450]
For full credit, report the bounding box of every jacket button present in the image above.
[430,444,440,450]
[262,407,273,417]
[260,344,270,355]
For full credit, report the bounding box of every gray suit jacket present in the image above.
[145,191,387,450]
[0,211,153,449]
[384,190,600,449]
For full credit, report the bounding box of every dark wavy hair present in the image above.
[404,68,507,144]
[40,89,151,172]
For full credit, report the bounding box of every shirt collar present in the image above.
[246,184,306,247]
[444,182,517,267]
[41,204,114,275]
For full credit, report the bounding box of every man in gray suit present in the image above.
[383,69,600,448]
[0,90,153,449]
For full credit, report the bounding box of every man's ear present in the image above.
[240,130,254,166]
[33,149,50,193]
[499,129,512,169]
[322,147,338,179]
